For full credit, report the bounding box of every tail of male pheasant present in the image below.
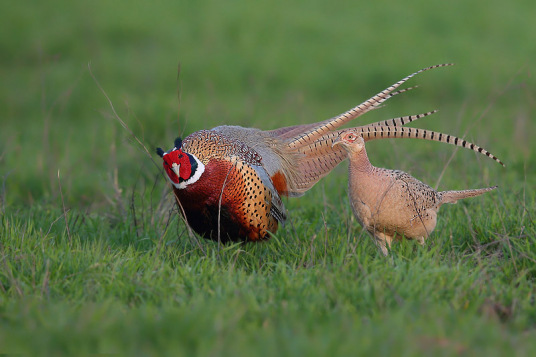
[358,126,505,166]
[265,64,504,197]
[440,186,498,204]
[282,64,452,148]
[284,114,504,196]
[288,122,505,195]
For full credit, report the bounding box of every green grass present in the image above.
[1,0,535,355]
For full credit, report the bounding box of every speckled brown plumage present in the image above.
[333,132,497,255]
[158,64,503,243]
[177,129,285,242]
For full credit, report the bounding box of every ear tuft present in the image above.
[156,147,165,157]
[174,137,183,149]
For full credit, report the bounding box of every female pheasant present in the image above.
[332,131,497,255]
[157,64,504,243]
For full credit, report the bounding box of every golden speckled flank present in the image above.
[333,133,497,256]
[231,159,278,239]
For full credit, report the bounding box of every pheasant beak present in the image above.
[171,163,181,178]
[332,138,342,148]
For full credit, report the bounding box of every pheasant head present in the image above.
[332,131,365,154]
[157,137,205,189]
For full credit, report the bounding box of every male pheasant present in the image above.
[157,64,504,243]
[332,131,497,255]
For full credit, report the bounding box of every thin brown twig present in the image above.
[88,62,154,162]
[217,162,235,255]
[89,62,206,254]
[348,205,369,256]
[0,170,13,215]
[322,212,328,259]
[462,205,479,247]
[433,103,467,190]
[434,68,523,189]
[44,211,68,238]
[172,189,206,256]
[177,62,182,131]
[57,170,72,245]
[2,257,23,297]
[41,259,50,299]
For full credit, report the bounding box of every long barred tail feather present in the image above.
[295,111,440,160]
[359,126,505,167]
[287,64,453,149]
[287,122,504,195]
[266,88,421,141]
[363,110,438,128]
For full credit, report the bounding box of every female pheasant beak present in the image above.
[332,137,343,148]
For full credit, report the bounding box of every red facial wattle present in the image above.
[162,149,192,182]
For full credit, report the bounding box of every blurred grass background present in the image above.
[1,0,534,207]
[1,0,535,355]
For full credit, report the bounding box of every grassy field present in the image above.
[1,0,535,355]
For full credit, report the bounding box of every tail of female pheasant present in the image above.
[440,186,498,204]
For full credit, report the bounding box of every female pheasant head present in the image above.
[156,137,205,189]
[332,130,365,154]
